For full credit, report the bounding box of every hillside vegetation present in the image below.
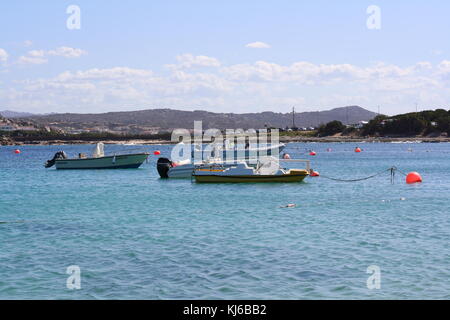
[23,106,376,130]
[316,109,450,137]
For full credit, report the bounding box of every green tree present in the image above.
[317,120,346,136]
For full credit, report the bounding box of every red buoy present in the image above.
[14,149,21,154]
[310,170,320,177]
[154,150,161,155]
[355,147,362,153]
[282,153,291,159]
[309,151,316,156]
[406,172,422,184]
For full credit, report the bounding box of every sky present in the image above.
[0,0,449,115]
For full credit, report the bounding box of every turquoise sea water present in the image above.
[0,142,449,299]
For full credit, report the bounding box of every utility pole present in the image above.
[292,107,296,129]
[346,107,349,125]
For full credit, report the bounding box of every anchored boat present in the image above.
[157,157,261,178]
[193,157,310,183]
[157,143,286,178]
[44,143,149,169]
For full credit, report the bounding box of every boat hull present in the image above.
[54,153,149,169]
[193,170,309,183]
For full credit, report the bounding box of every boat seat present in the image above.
[256,159,282,175]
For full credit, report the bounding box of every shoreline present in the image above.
[2,136,450,146]
[279,136,450,143]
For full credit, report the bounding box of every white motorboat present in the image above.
[157,157,257,178]
[45,143,149,170]
[157,143,286,178]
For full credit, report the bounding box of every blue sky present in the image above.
[1,0,449,115]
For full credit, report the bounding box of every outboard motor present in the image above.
[44,151,68,168]
[157,157,173,178]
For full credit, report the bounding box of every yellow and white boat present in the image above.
[193,157,309,183]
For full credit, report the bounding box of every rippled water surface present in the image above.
[1,142,449,299]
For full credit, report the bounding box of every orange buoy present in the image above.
[406,172,422,184]
[154,150,161,155]
[282,153,291,159]
[310,170,320,177]
[14,149,21,154]
[355,147,362,153]
[309,151,316,156]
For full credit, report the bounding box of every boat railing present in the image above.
[192,156,253,166]
[278,159,311,172]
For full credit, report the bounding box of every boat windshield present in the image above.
[92,143,105,158]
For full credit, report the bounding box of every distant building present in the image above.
[17,126,37,131]
[0,125,37,131]
[350,121,369,129]
[0,125,16,131]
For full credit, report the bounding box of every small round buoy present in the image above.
[154,150,161,155]
[310,170,320,177]
[355,147,362,153]
[282,153,291,159]
[406,172,422,184]
[327,148,332,152]
[280,203,296,208]
[14,149,21,154]
[309,151,316,156]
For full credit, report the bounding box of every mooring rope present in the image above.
[319,167,400,183]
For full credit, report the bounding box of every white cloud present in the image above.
[28,50,46,57]
[17,56,48,65]
[47,47,87,58]
[55,67,153,81]
[245,41,271,49]
[166,54,221,69]
[219,60,428,84]
[0,48,8,63]
[3,55,450,115]
[17,46,87,65]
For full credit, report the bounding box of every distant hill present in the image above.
[0,110,36,118]
[23,106,377,130]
